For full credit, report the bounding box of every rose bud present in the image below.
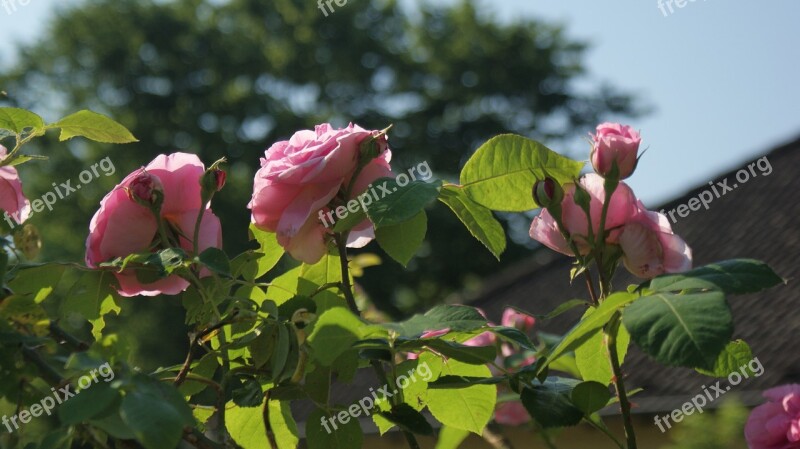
[532,177,563,209]
[200,160,227,205]
[126,171,164,207]
[590,123,641,180]
[214,169,226,191]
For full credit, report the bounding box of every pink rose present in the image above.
[618,202,692,279]
[591,123,641,179]
[86,153,222,297]
[745,384,800,449]
[0,145,31,226]
[529,174,638,256]
[248,123,392,264]
[501,308,535,333]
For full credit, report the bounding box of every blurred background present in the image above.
[0,4,797,443]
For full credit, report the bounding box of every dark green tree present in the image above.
[1,0,636,320]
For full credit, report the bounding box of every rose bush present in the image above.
[0,111,786,449]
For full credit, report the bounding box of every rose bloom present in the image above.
[745,384,800,449]
[618,202,692,279]
[249,123,392,264]
[0,145,31,225]
[591,123,641,179]
[86,153,222,297]
[529,173,638,256]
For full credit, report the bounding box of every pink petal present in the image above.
[529,210,574,256]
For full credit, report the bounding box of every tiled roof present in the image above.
[463,135,800,412]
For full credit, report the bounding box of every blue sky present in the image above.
[1,0,798,206]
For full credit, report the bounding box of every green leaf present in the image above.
[0,107,44,134]
[435,426,470,449]
[120,376,195,449]
[60,270,121,339]
[372,357,441,434]
[227,400,270,449]
[437,185,506,259]
[58,382,120,426]
[429,375,506,389]
[375,211,427,267]
[268,400,300,449]
[646,259,784,295]
[365,177,442,228]
[427,360,496,435]
[516,299,589,321]
[696,340,757,378]
[420,339,497,365]
[232,379,264,407]
[575,316,630,385]
[89,411,136,440]
[622,291,733,369]
[197,247,231,277]
[307,308,367,366]
[386,304,489,337]
[248,224,285,279]
[489,326,535,351]
[459,134,584,212]
[378,403,434,436]
[51,110,138,143]
[307,408,363,449]
[570,381,612,415]
[330,208,367,233]
[178,353,218,397]
[271,324,291,378]
[8,264,65,303]
[545,292,637,370]
[520,377,583,428]
[0,154,48,167]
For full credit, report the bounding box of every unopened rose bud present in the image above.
[200,159,227,204]
[590,123,641,180]
[532,177,563,208]
[127,172,163,206]
[213,169,226,191]
[359,128,390,163]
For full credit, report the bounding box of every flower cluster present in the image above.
[529,123,692,279]
[83,123,390,296]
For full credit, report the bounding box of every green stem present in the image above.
[192,208,204,257]
[335,233,421,449]
[334,233,360,313]
[607,313,637,449]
